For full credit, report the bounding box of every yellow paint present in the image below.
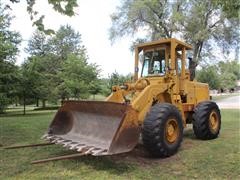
[106,38,210,127]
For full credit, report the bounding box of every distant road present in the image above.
[215,95,240,109]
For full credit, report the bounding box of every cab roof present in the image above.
[136,38,192,51]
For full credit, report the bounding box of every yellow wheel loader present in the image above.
[43,38,221,157]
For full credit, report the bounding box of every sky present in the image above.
[8,0,138,77]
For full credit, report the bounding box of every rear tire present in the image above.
[193,101,221,140]
[142,103,183,157]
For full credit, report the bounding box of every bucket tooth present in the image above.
[77,145,88,152]
[41,134,48,140]
[56,139,68,144]
[84,147,96,155]
[42,135,50,140]
[91,149,106,156]
[46,135,55,140]
[63,141,73,147]
[69,143,83,150]
[51,137,62,143]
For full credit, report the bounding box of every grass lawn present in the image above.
[0,109,239,179]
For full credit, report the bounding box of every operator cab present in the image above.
[141,49,166,77]
[134,38,192,81]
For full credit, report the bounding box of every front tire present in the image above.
[193,101,221,140]
[142,103,183,157]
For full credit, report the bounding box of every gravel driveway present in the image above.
[215,95,240,109]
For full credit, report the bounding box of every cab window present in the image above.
[141,49,166,77]
[177,58,182,74]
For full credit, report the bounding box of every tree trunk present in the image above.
[36,98,39,107]
[189,41,203,80]
[15,97,18,106]
[42,99,46,108]
[61,97,66,106]
[23,92,26,115]
[189,58,198,81]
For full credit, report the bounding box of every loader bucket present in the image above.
[43,101,140,156]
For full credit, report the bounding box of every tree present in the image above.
[0,3,21,62]
[57,54,99,99]
[99,78,111,96]
[108,71,132,90]
[181,1,239,79]
[110,0,179,41]
[21,56,52,108]
[24,31,57,107]
[89,81,102,100]
[110,0,240,80]
[218,60,240,80]
[24,25,101,105]
[196,66,220,89]
[18,61,40,114]
[25,30,50,56]
[212,0,240,18]
[49,25,90,100]
[24,26,85,106]
[50,25,85,59]
[0,3,21,113]
[218,60,240,89]
[0,61,20,113]
[196,60,240,90]
[6,0,78,34]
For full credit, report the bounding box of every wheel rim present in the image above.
[209,111,219,133]
[165,119,179,143]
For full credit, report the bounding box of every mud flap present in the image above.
[43,101,140,156]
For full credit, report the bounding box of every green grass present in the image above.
[0,109,239,179]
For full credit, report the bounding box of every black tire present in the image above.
[193,101,221,140]
[142,103,183,158]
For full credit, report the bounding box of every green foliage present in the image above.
[21,56,50,102]
[99,78,112,96]
[196,60,240,89]
[212,0,240,18]
[48,0,78,16]
[218,60,240,89]
[0,3,21,62]
[25,30,50,56]
[57,54,99,99]
[0,93,8,113]
[99,71,132,96]
[110,0,178,42]
[49,25,85,59]
[218,60,240,79]
[0,61,20,113]
[0,3,21,113]
[23,25,100,104]
[196,66,220,89]
[89,81,102,97]
[108,71,132,88]
[220,73,237,89]
[7,0,78,34]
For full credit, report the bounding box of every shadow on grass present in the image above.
[183,128,196,140]
[31,146,136,175]
[37,143,178,174]
[76,156,134,175]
